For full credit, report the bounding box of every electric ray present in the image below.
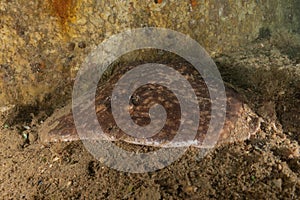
[39,61,261,148]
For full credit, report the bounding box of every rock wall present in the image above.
[0,0,298,108]
[292,0,300,33]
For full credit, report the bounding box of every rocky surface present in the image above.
[0,0,297,107]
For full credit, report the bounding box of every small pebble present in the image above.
[67,181,72,187]
[78,41,86,49]
[29,132,38,143]
[23,125,30,130]
[272,179,282,190]
[189,172,196,178]
[67,42,76,51]
[53,157,60,162]
[183,185,197,194]
[37,180,43,186]
[277,164,283,171]
[22,133,28,139]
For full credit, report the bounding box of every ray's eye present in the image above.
[130,94,140,106]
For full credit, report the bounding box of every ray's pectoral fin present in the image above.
[38,63,261,148]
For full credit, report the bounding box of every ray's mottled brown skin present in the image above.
[39,62,261,148]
